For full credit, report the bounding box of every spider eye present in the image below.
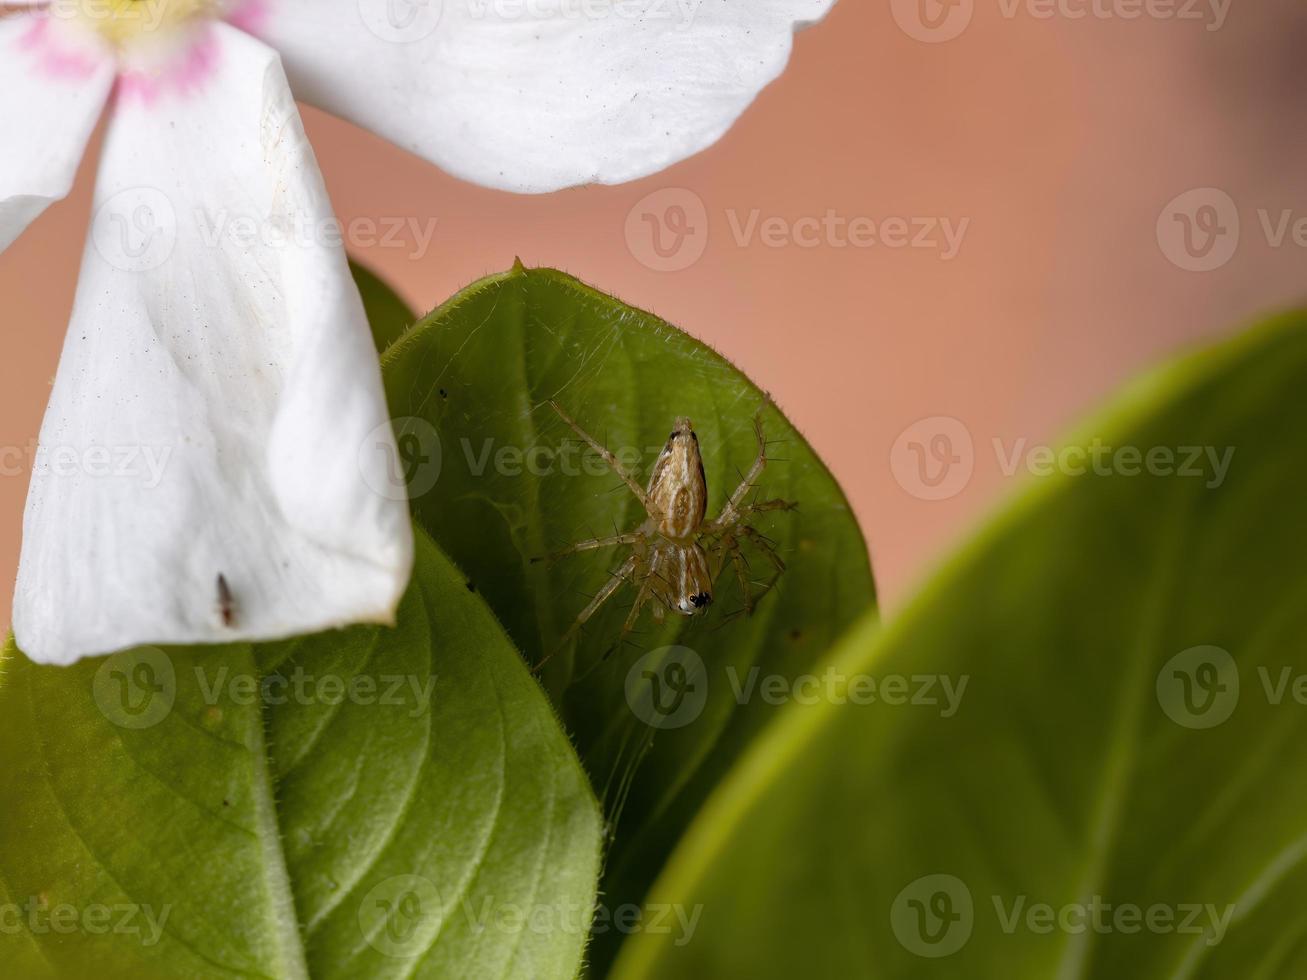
[691,432,698,442]
[669,431,678,441]
[690,592,712,609]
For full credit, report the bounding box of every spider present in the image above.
[533,400,796,667]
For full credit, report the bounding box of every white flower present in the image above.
[0,0,833,665]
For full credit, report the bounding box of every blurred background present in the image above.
[4,0,1307,631]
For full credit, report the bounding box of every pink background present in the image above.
[4,1,1307,632]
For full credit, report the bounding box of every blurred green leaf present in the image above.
[380,264,875,969]
[611,313,1307,978]
[0,529,601,979]
[351,260,416,353]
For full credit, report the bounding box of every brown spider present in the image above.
[534,400,796,666]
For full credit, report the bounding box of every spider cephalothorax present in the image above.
[535,401,796,665]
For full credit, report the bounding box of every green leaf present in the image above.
[351,260,416,353]
[380,264,875,968]
[0,528,601,979]
[611,312,1307,978]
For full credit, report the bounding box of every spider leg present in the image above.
[739,525,787,575]
[530,531,642,564]
[645,550,686,625]
[535,555,637,673]
[604,575,656,661]
[742,528,787,608]
[710,526,787,621]
[706,408,772,531]
[548,401,656,514]
[602,548,673,660]
[729,542,755,615]
[727,498,798,522]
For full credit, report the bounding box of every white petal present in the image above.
[0,13,114,252]
[14,23,414,665]
[242,0,834,193]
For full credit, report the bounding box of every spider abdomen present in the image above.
[647,417,708,538]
